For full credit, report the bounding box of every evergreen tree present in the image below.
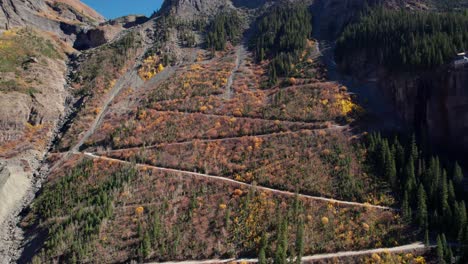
[409,134,418,164]
[383,141,397,188]
[142,231,151,258]
[457,201,467,243]
[295,219,304,264]
[274,219,288,264]
[416,185,428,230]
[252,5,312,83]
[404,158,417,199]
[258,233,268,264]
[440,170,450,215]
[453,162,464,193]
[437,235,445,264]
[448,180,456,205]
[336,9,468,71]
[402,191,412,221]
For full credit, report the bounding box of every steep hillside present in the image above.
[0,1,146,263]
[2,0,467,263]
[15,0,438,263]
[335,5,468,156]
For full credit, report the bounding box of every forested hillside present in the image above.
[252,5,312,84]
[206,11,243,51]
[367,133,468,262]
[336,8,468,71]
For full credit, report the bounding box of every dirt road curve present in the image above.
[83,153,395,211]
[149,242,426,264]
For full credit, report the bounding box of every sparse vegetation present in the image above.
[0,28,61,93]
[27,155,411,263]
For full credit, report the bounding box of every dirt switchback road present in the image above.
[83,152,395,211]
[150,242,427,264]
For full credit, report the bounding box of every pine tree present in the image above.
[274,219,288,264]
[416,185,428,230]
[448,180,456,205]
[404,158,417,199]
[458,201,467,243]
[259,233,268,264]
[383,142,397,188]
[440,170,450,215]
[424,228,430,246]
[409,134,418,164]
[437,235,445,264]
[453,162,464,193]
[295,220,304,264]
[142,231,151,258]
[442,234,452,264]
[402,191,412,221]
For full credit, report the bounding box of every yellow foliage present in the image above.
[199,105,208,112]
[233,108,243,117]
[321,216,329,225]
[404,253,414,261]
[158,63,164,72]
[338,98,355,115]
[415,256,426,264]
[219,203,227,210]
[362,222,370,231]
[233,189,243,196]
[2,30,17,37]
[190,64,202,71]
[138,55,165,80]
[371,253,381,262]
[135,206,144,216]
[138,110,147,120]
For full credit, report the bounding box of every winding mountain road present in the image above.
[150,242,427,264]
[83,152,395,211]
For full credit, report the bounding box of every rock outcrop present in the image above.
[381,65,468,154]
[0,1,107,262]
[159,0,234,18]
[0,0,104,46]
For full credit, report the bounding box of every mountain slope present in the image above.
[0,1,136,263]
[3,0,467,263]
[16,0,430,263]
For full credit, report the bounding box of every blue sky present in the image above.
[82,0,164,19]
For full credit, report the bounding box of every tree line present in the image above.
[336,8,468,71]
[366,133,468,263]
[251,5,312,85]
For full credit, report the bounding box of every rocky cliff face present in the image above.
[159,0,233,18]
[381,65,468,154]
[0,1,108,261]
[0,0,104,44]
[340,48,468,154]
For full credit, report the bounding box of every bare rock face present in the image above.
[74,15,149,50]
[0,0,105,46]
[382,66,468,154]
[160,0,233,18]
[0,1,105,261]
